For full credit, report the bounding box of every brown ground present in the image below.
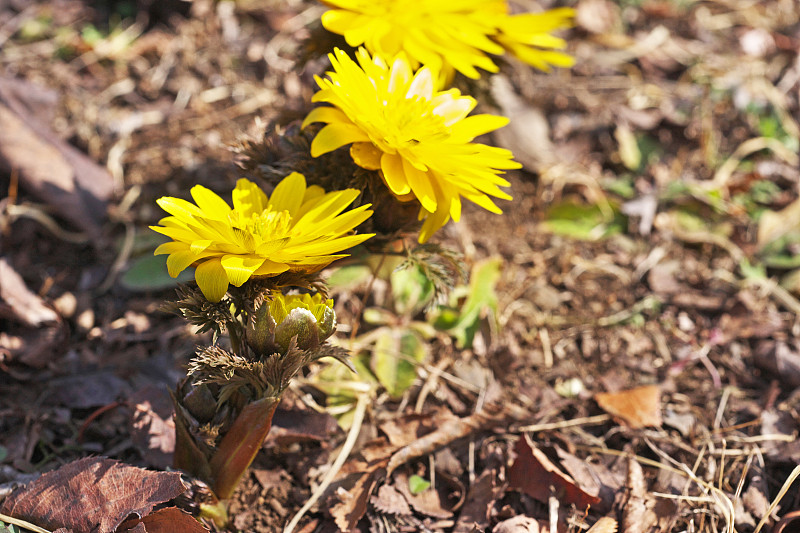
[2,1,800,532]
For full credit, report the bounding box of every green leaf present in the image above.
[120,253,195,291]
[542,202,625,241]
[326,264,373,291]
[409,474,431,494]
[435,257,502,348]
[371,327,428,398]
[391,264,435,316]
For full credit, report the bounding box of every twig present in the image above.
[512,414,611,433]
[0,512,51,533]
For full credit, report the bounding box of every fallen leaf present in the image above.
[754,340,800,388]
[619,456,659,533]
[595,385,662,428]
[370,484,412,516]
[452,469,501,533]
[266,406,341,447]
[556,447,624,513]
[0,258,59,326]
[493,515,541,533]
[0,77,113,237]
[587,516,618,533]
[0,457,187,533]
[508,435,601,510]
[0,258,67,367]
[119,507,209,533]
[46,371,131,409]
[130,386,176,469]
[393,470,456,519]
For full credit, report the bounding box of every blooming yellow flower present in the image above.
[319,0,574,79]
[303,48,520,242]
[151,173,374,302]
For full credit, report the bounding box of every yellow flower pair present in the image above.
[302,0,574,240]
[153,1,574,301]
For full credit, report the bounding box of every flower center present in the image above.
[228,209,293,251]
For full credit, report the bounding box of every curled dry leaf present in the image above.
[587,516,618,533]
[0,457,187,533]
[594,385,662,429]
[508,435,601,510]
[0,257,66,367]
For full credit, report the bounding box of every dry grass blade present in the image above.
[283,392,370,533]
[752,464,800,533]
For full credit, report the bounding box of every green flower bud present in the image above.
[246,292,336,354]
[272,293,336,352]
[245,302,278,355]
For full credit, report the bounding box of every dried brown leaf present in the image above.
[266,406,341,447]
[493,515,541,533]
[619,456,659,533]
[130,386,176,469]
[587,516,618,533]
[0,258,59,327]
[0,457,187,533]
[119,507,209,533]
[595,385,662,429]
[0,77,113,237]
[556,447,623,513]
[453,469,500,533]
[508,435,601,510]
[370,484,411,516]
[393,471,455,519]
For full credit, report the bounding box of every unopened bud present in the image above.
[246,302,277,355]
[270,293,337,352]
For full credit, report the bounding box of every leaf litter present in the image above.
[1,0,800,531]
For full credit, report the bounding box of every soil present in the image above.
[2,1,800,532]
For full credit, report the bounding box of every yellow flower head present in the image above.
[151,173,374,302]
[302,48,521,242]
[320,0,575,79]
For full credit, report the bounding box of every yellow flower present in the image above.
[151,173,374,302]
[303,48,520,242]
[320,0,574,79]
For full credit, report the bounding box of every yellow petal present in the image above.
[406,67,434,100]
[190,185,231,218]
[302,106,350,129]
[452,114,509,140]
[402,158,438,213]
[154,241,187,256]
[167,250,215,278]
[350,142,382,170]
[195,258,229,302]
[190,240,214,254]
[232,179,268,216]
[380,153,411,196]
[220,254,266,287]
[311,123,371,157]
[253,260,290,277]
[418,206,450,243]
[156,196,204,221]
[268,172,306,216]
[255,237,291,256]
